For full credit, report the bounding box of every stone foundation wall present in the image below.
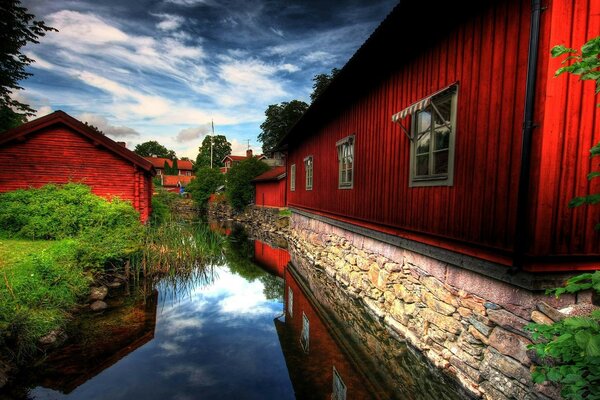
[288,212,593,400]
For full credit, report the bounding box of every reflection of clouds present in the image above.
[159,341,184,356]
[162,364,217,386]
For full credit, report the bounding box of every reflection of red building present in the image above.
[252,166,286,208]
[275,266,378,400]
[253,240,290,277]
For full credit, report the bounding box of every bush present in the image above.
[226,158,270,211]
[186,167,224,211]
[149,189,178,226]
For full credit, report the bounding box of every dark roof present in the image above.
[278,0,483,149]
[145,157,194,170]
[252,166,286,183]
[0,111,155,175]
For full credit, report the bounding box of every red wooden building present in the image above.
[0,111,155,222]
[160,175,194,193]
[145,157,194,176]
[252,166,286,208]
[220,149,267,173]
[281,0,600,273]
[253,239,290,276]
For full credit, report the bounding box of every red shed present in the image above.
[0,111,155,223]
[281,0,600,273]
[252,166,286,208]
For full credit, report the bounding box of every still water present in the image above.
[3,225,468,400]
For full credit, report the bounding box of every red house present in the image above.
[220,149,267,173]
[0,111,155,222]
[252,166,286,208]
[145,157,194,176]
[282,0,600,274]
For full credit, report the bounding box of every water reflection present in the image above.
[3,224,468,400]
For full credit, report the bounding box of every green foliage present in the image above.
[258,100,308,153]
[171,158,179,175]
[550,271,600,297]
[149,190,176,226]
[278,208,292,217]
[186,166,225,211]
[0,0,56,131]
[133,140,176,159]
[195,135,232,169]
[226,157,270,211]
[0,239,90,361]
[310,67,340,102]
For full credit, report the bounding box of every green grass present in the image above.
[0,239,91,362]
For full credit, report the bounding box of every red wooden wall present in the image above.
[255,180,286,208]
[0,126,153,222]
[285,0,600,269]
[253,240,290,277]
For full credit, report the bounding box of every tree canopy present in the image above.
[134,140,176,159]
[310,68,340,102]
[226,157,270,211]
[0,0,56,132]
[195,135,231,169]
[186,166,225,210]
[258,100,308,154]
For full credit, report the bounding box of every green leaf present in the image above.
[587,335,600,357]
[576,330,592,349]
[591,143,600,157]
[552,44,577,57]
[570,197,588,208]
[588,172,600,180]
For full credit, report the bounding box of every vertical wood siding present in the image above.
[0,126,153,222]
[255,180,286,207]
[286,0,600,263]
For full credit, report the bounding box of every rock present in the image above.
[421,276,458,307]
[531,310,554,325]
[90,300,108,311]
[460,297,486,314]
[484,348,531,383]
[457,306,473,318]
[89,286,108,301]
[488,327,532,366]
[106,281,122,289]
[537,302,565,322]
[420,308,462,334]
[394,283,418,303]
[468,325,490,344]
[422,291,456,316]
[487,309,530,336]
[469,316,492,336]
[38,329,64,346]
[484,302,501,310]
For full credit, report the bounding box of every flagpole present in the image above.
[210,120,214,169]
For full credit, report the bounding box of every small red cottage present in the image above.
[220,149,267,173]
[252,166,286,208]
[161,174,194,193]
[0,111,155,222]
[145,157,194,176]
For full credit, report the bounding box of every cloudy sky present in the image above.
[18,0,397,159]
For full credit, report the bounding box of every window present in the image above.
[290,164,296,191]
[332,367,347,400]
[304,156,313,190]
[409,89,457,186]
[300,312,310,353]
[287,286,294,317]
[336,135,354,189]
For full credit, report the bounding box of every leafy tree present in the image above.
[258,100,308,154]
[526,37,600,400]
[83,122,103,135]
[226,157,270,211]
[134,140,176,159]
[163,160,171,175]
[0,0,56,132]
[180,157,191,161]
[170,158,179,175]
[310,67,340,102]
[186,166,225,210]
[195,135,231,169]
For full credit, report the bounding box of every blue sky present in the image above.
[18,0,397,159]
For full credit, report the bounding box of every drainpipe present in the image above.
[514,0,543,270]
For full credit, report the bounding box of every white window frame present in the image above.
[304,156,313,191]
[409,88,458,187]
[300,312,310,353]
[287,286,293,317]
[332,366,347,400]
[290,164,296,191]
[336,135,354,189]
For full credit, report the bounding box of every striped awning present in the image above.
[391,82,458,123]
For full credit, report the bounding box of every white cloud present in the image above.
[164,0,212,5]
[153,13,185,31]
[78,113,141,138]
[270,27,284,37]
[230,138,261,157]
[162,364,216,386]
[175,124,212,143]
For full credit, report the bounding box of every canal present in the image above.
[2,224,469,399]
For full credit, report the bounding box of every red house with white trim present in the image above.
[281,0,600,274]
[145,157,194,176]
[252,166,286,208]
[220,149,267,173]
[0,111,155,222]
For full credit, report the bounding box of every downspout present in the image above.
[514,0,543,270]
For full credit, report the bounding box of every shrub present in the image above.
[226,158,269,211]
[186,167,225,211]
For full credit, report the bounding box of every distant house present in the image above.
[161,174,194,193]
[0,111,155,222]
[252,166,286,208]
[220,149,267,173]
[145,157,194,176]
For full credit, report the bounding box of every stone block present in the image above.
[487,309,530,336]
[422,291,456,316]
[420,308,462,335]
[460,296,487,314]
[468,316,492,336]
[537,302,566,322]
[484,348,531,384]
[449,356,482,382]
[530,310,554,325]
[89,286,108,301]
[394,283,418,303]
[488,327,532,366]
[468,325,489,345]
[421,276,458,306]
[457,307,473,318]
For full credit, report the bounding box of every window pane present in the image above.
[434,150,449,174]
[433,96,452,124]
[434,127,450,150]
[416,154,429,176]
[417,110,431,133]
[416,131,430,154]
